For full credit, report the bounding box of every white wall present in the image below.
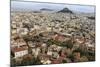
[15,50,28,58]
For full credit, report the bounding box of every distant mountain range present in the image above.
[11,1,95,13]
[40,8,53,11]
[39,7,74,14]
[11,7,94,15]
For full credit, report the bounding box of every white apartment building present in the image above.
[12,47,28,58]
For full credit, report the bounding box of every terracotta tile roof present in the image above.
[51,59,61,64]
[53,34,65,41]
[11,47,28,52]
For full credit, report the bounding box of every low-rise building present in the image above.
[11,29,17,34]
[74,36,85,44]
[40,54,51,64]
[32,47,41,58]
[17,28,29,36]
[11,23,17,28]
[11,47,28,58]
[52,34,66,42]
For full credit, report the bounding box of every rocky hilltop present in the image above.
[58,8,73,14]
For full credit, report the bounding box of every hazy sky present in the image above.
[11,1,95,13]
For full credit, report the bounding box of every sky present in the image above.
[11,1,95,13]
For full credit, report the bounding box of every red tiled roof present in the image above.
[53,34,65,41]
[11,47,28,52]
[51,59,61,64]
[61,53,66,58]
[58,56,63,60]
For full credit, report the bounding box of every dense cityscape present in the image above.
[11,2,95,66]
